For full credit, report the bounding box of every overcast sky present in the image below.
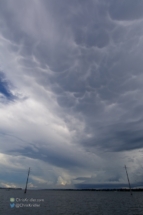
[0,0,143,189]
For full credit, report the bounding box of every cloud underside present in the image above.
[0,0,143,188]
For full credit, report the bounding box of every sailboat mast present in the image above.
[124,165,132,196]
[24,167,30,194]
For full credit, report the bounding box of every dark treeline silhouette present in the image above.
[40,188,143,191]
[0,187,22,190]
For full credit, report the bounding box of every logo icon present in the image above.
[10,203,15,208]
[10,198,15,202]
[10,197,15,208]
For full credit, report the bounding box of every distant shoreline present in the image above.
[36,188,143,192]
[1,188,143,191]
[0,187,22,190]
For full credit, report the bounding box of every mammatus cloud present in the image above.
[109,0,143,21]
[0,0,143,189]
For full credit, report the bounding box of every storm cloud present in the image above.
[0,0,143,189]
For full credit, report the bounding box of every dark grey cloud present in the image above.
[80,119,143,152]
[0,170,26,184]
[0,0,143,188]
[75,183,143,189]
[109,0,143,21]
[74,27,110,48]
[73,177,91,181]
[8,146,83,170]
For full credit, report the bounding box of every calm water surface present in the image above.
[0,190,143,215]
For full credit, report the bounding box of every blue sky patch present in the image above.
[0,72,15,101]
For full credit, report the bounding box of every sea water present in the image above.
[0,190,143,215]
